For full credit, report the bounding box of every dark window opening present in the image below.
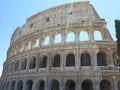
[81,53,91,66]
[30,24,33,28]
[69,12,73,18]
[66,54,75,66]
[51,80,59,90]
[46,17,50,22]
[66,80,75,90]
[29,57,36,69]
[100,80,111,90]
[21,58,27,70]
[11,81,15,90]
[41,56,47,68]
[38,80,45,90]
[97,52,107,66]
[82,80,93,90]
[53,55,60,67]
[26,80,33,90]
[118,81,120,90]
[17,81,23,90]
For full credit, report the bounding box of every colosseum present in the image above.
[0,1,120,90]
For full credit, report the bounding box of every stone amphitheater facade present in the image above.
[0,1,120,90]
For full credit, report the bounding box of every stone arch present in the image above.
[14,60,19,71]
[81,52,91,66]
[32,37,39,48]
[66,80,76,90]
[66,53,75,66]
[25,40,31,50]
[41,56,47,68]
[100,79,111,90]
[79,31,89,41]
[21,58,27,70]
[26,79,33,90]
[51,80,59,90]
[52,54,60,67]
[66,31,75,42]
[11,80,15,90]
[97,51,107,66]
[37,80,45,90]
[94,30,102,40]
[5,81,10,90]
[29,56,36,69]
[54,33,62,43]
[36,38,40,47]
[17,80,23,90]
[82,79,93,90]
[43,35,50,45]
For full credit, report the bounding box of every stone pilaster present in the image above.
[14,80,18,90]
[23,79,26,90]
[60,79,65,90]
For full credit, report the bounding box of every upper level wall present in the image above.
[10,1,104,45]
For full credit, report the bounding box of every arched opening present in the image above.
[81,53,91,66]
[66,54,75,66]
[37,80,45,90]
[17,80,23,90]
[66,80,75,90]
[100,80,111,90]
[28,41,31,50]
[66,32,75,42]
[54,34,62,43]
[26,80,33,90]
[53,55,60,67]
[94,31,102,41]
[6,81,10,90]
[44,36,50,45]
[25,40,31,50]
[118,81,120,90]
[36,38,39,47]
[51,80,59,90]
[21,58,27,70]
[41,56,47,68]
[82,80,93,90]
[97,52,107,66]
[19,42,24,52]
[29,56,36,69]
[79,31,89,41]
[11,80,15,90]
[14,61,19,71]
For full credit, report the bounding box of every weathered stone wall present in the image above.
[0,1,120,90]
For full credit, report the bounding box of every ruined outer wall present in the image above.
[0,1,119,90]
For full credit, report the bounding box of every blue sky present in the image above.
[0,0,120,76]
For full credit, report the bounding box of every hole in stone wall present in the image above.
[54,34,61,43]
[66,32,75,42]
[44,36,50,45]
[94,31,102,41]
[79,31,89,41]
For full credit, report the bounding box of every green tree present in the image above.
[115,20,120,69]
